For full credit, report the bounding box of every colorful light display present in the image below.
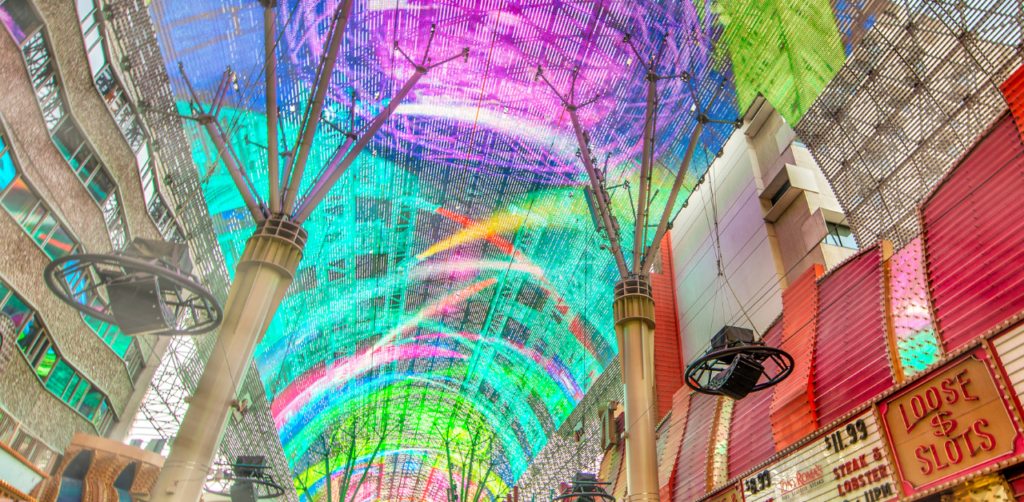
[146,0,852,499]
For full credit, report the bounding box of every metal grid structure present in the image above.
[796,0,1023,249]
[513,357,623,501]
[116,0,884,498]
[102,1,298,498]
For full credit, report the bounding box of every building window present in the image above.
[0,280,116,435]
[822,222,858,250]
[74,0,182,241]
[0,132,80,259]
[0,2,128,250]
[0,407,56,472]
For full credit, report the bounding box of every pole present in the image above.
[150,219,306,502]
[632,76,657,274]
[613,278,659,502]
[293,70,424,223]
[264,3,281,215]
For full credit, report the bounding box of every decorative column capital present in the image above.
[613,278,655,329]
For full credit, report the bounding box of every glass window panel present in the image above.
[94,65,115,96]
[77,388,103,419]
[51,121,84,160]
[67,378,88,406]
[0,133,5,151]
[79,15,96,39]
[87,169,113,203]
[60,374,80,401]
[32,212,55,245]
[92,400,108,427]
[3,291,33,329]
[15,322,39,355]
[1,177,39,223]
[72,150,94,177]
[20,203,44,233]
[44,225,75,258]
[34,448,53,472]
[38,350,64,384]
[0,0,42,44]
[0,152,16,191]
[108,332,131,357]
[75,0,95,21]
[136,143,149,167]
[86,44,105,78]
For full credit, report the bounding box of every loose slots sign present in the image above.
[742,411,897,502]
[879,350,1024,496]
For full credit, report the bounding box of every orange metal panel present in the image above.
[770,264,823,450]
[1001,64,1024,143]
[652,231,684,422]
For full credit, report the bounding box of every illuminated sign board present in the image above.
[878,349,1024,497]
[742,410,897,502]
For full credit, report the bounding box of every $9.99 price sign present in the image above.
[742,410,897,502]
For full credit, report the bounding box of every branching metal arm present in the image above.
[282,0,354,215]
[535,65,629,277]
[640,78,733,273]
[293,43,468,223]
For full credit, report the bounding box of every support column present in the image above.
[151,218,306,502]
[613,278,659,502]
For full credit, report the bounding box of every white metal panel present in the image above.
[741,410,897,502]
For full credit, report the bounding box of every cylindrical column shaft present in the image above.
[613,279,659,502]
[150,219,305,502]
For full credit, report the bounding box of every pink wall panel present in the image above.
[727,318,782,478]
[814,245,894,426]
[922,115,1024,351]
[673,393,717,502]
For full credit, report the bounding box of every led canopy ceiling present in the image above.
[145,0,853,499]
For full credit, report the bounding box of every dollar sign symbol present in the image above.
[930,410,957,437]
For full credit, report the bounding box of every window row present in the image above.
[0,131,143,373]
[0,133,79,259]
[0,280,116,435]
[0,0,128,250]
[0,406,57,473]
[75,0,183,242]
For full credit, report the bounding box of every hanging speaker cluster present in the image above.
[685,326,794,400]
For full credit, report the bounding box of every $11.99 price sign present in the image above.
[742,411,897,502]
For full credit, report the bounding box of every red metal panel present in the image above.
[814,245,895,425]
[673,392,717,502]
[1002,64,1024,143]
[921,115,1024,352]
[652,231,684,422]
[659,389,690,497]
[770,264,822,451]
[728,317,782,478]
